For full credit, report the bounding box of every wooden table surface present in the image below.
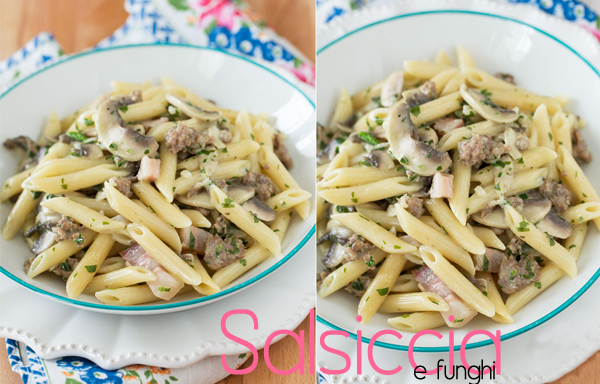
[0,0,598,383]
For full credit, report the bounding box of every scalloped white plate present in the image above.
[0,236,315,370]
[317,280,600,383]
[316,0,600,352]
[0,44,316,314]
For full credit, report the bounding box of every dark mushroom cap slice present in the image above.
[96,100,159,161]
[459,84,518,124]
[535,211,573,239]
[380,71,404,107]
[225,185,255,205]
[472,207,509,229]
[521,198,552,224]
[322,243,347,268]
[241,197,277,222]
[384,103,452,176]
[362,151,395,170]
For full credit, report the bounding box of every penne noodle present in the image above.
[387,312,446,333]
[331,212,416,254]
[209,185,281,256]
[504,205,577,278]
[131,181,192,228]
[396,204,475,275]
[556,146,600,231]
[27,230,98,278]
[419,246,495,317]
[359,254,407,323]
[127,223,202,285]
[41,197,125,233]
[104,181,182,252]
[319,177,422,206]
[84,266,156,293]
[379,292,449,313]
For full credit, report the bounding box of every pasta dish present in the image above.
[1,78,311,305]
[316,47,598,331]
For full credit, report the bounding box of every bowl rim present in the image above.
[316,9,600,352]
[0,43,316,312]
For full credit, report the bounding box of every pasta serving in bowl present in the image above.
[316,36,600,348]
[0,45,315,314]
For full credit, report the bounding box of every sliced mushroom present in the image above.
[31,231,56,255]
[323,243,347,268]
[535,211,573,239]
[95,100,159,161]
[241,197,277,222]
[226,185,255,205]
[73,143,104,159]
[361,151,394,170]
[459,84,518,123]
[28,207,62,254]
[384,103,451,176]
[472,207,508,228]
[165,93,221,121]
[521,198,552,224]
[417,125,438,146]
[380,71,404,107]
[317,131,345,165]
[176,190,213,209]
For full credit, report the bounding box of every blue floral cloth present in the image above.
[317,0,599,29]
[0,0,314,93]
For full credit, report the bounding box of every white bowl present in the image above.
[316,1,600,351]
[0,44,316,315]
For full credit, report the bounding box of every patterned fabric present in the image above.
[0,0,314,93]
[317,0,600,41]
[6,339,250,384]
[0,32,65,92]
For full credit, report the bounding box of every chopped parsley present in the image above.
[358,131,379,146]
[351,279,364,291]
[517,220,530,232]
[365,255,375,268]
[189,231,196,249]
[158,286,171,292]
[74,234,84,245]
[118,105,129,113]
[376,287,389,296]
[221,198,235,208]
[31,191,43,200]
[534,282,542,289]
[67,131,88,142]
[483,255,489,272]
[84,118,94,126]
[410,105,421,117]
[84,265,97,273]
[239,259,247,266]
